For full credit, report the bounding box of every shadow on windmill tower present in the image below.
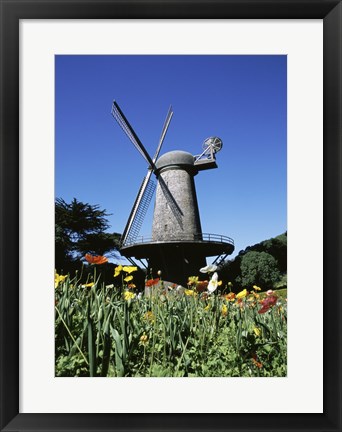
[111,101,234,285]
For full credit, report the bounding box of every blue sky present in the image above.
[55,55,287,263]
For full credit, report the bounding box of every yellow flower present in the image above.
[184,289,197,296]
[204,304,211,311]
[144,311,155,322]
[123,266,138,273]
[253,327,261,337]
[124,275,133,282]
[114,265,123,277]
[139,333,148,346]
[221,304,228,316]
[253,285,261,291]
[187,276,199,286]
[55,272,67,288]
[236,289,247,299]
[123,291,136,301]
[82,282,94,288]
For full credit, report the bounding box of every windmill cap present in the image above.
[155,150,194,171]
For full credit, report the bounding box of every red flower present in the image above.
[85,254,108,265]
[258,305,270,314]
[262,295,278,307]
[258,295,278,314]
[145,278,160,287]
[196,280,209,292]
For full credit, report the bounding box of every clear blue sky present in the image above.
[55,55,287,262]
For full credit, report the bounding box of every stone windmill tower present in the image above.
[111,101,234,284]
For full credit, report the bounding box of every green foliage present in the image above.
[219,232,287,290]
[239,251,281,289]
[55,272,287,377]
[55,198,121,272]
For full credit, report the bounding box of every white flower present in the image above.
[207,272,219,294]
[200,264,218,274]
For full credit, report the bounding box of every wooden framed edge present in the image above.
[0,0,341,431]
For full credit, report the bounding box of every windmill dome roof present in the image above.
[155,150,194,170]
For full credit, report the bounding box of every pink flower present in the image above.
[266,289,274,296]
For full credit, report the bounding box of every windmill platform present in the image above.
[120,234,234,284]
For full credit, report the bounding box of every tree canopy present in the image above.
[239,251,281,289]
[219,232,287,291]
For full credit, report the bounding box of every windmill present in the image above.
[111,101,234,284]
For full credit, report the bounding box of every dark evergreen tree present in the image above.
[55,198,120,272]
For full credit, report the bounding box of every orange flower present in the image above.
[224,292,236,301]
[85,254,108,265]
[145,278,160,287]
[252,353,263,368]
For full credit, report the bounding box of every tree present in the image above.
[239,251,281,289]
[55,198,120,271]
[260,233,287,273]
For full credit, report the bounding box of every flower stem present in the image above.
[55,306,89,365]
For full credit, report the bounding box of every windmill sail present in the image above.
[121,171,156,246]
[112,101,174,246]
[153,105,173,162]
[111,101,156,169]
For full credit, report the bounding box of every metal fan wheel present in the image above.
[202,136,223,153]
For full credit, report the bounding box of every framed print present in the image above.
[0,0,341,431]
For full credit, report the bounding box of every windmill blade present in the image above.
[117,103,174,245]
[120,171,156,246]
[111,100,156,169]
[152,105,173,163]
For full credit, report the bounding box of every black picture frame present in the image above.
[0,1,341,431]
